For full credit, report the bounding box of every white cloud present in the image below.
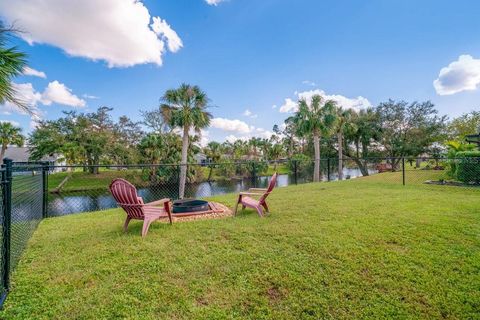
[41,81,86,107]
[0,83,43,116]
[198,129,209,147]
[211,118,252,134]
[302,80,316,86]
[255,128,273,139]
[0,80,85,120]
[222,127,274,143]
[225,135,249,143]
[279,98,298,113]
[83,94,99,99]
[23,66,47,79]
[433,55,480,95]
[0,120,21,127]
[0,0,182,67]
[243,109,258,119]
[0,83,47,128]
[205,0,226,5]
[151,17,183,53]
[279,89,371,113]
[272,105,277,109]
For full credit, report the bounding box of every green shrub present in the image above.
[241,160,268,177]
[287,154,313,176]
[455,151,480,184]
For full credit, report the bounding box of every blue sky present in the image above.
[1,0,480,144]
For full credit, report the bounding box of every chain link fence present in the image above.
[42,157,480,217]
[0,156,479,307]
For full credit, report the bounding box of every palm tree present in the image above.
[161,84,212,199]
[268,142,283,170]
[0,25,30,113]
[248,137,262,160]
[343,108,382,176]
[291,95,337,182]
[204,141,222,181]
[335,107,355,180]
[0,122,25,160]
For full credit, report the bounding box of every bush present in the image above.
[217,162,235,178]
[287,154,313,176]
[240,160,268,178]
[455,151,480,184]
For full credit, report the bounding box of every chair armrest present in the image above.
[248,188,267,192]
[145,198,171,206]
[239,192,263,196]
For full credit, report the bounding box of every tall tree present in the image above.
[0,24,29,113]
[0,122,25,160]
[376,100,447,168]
[141,107,170,133]
[204,141,222,181]
[110,116,144,164]
[160,84,212,199]
[342,108,382,176]
[291,95,337,182]
[335,107,355,180]
[446,111,480,144]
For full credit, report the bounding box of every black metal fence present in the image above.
[0,156,479,307]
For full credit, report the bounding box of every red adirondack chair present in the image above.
[109,178,173,237]
[234,172,277,217]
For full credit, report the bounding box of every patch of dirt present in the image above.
[196,297,209,306]
[267,286,283,303]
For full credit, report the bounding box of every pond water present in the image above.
[47,167,376,217]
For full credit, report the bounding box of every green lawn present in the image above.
[3,172,479,319]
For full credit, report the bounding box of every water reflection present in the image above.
[48,167,375,216]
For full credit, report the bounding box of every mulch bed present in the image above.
[424,180,480,188]
[172,201,233,222]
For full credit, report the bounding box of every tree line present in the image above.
[1,24,479,197]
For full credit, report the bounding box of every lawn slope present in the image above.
[2,174,479,319]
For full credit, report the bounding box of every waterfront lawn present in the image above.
[48,164,290,192]
[2,172,479,319]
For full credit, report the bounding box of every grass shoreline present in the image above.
[3,172,479,318]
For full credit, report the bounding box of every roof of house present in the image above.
[3,146,61,162]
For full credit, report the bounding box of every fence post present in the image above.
[402,157,406,186]
[294,160,298,185]
[41,161,49,218]
[327,158,331,182]
[252,161,257,187]
[1,158,13,296]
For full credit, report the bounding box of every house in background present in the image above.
[194,152,208,165]
[2,146,66,171]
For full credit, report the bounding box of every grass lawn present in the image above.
[49,164,290,193]
[2,172,479,319]
[47,169,146,192]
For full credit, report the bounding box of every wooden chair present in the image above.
[234,173,277,217]
[109,178,172,237]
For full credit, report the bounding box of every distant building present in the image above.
[194,153,207,165]
[2,146,66,170]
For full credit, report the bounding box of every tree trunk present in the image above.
[352,158,369,176]
[0,145,6,161]
[207,165,213,182]
[179,126,189,199]
[337,131,343,180]
[313,131,320,182]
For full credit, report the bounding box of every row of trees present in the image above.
[15,92,480,191]
[28,84,211,198]
[1,24,479,193]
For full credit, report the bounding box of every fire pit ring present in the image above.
[172,199,210,214]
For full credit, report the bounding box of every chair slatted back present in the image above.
[109,178,145,219]
[260,173,277,203]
